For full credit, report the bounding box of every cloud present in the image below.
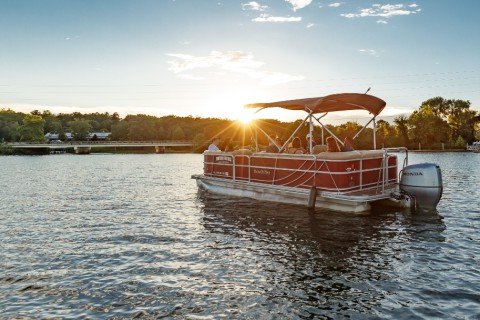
[242,1,268,11]
[166,51,303,85]
[358,49,378,56]
[285,0,312,11]
[307,23,315,28]
[252,14,302,22]
[328,3,342,8]
[377,19,388,24]
[341,3,421,19]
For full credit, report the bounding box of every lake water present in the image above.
[1,152,479,319]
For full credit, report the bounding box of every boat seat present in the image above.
[204,150,224,155]
[232,149,253,156]
[358,150,386,158]
[312,144,327,154]
[315,150,385,160]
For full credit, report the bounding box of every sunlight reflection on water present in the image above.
[0,153,479,319]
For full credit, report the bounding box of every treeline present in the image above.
[1,96,479,152]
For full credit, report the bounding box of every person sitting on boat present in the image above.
[326,136,341,152]
[266,136,282,153]
[223,138,233,152]
[288,137,305,154]
[341,136,354,152]
[208,137,221,151]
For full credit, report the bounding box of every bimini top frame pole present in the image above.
[246,93,386,150]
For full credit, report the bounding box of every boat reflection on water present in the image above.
[197,191,445,318]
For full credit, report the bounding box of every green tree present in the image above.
[0,121,20,142]
[43,110,63,134]
[336,121,362,139]
[454,135,466,149]
[420,97,478,145]
[192,133,207,152]
[127,116,158,141]
[376,120,396,148]
[110,121,130,141]
[408,105,449,149]
[447,101,477,144]
[394,115,410,147]
[171,126,186,140]
[18,114,45,142]
[68,118,92,140]
[0,109,24,142]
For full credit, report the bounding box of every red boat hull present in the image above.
[203,150,397,193]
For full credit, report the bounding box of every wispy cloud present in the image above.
[341,3,421,19]
[252,14,302,22]
[328,3,342,8]
[358,49,378,56]
[65,35,79,41]
[166,51,303,85]
[285,0,313,11]
[242,1,268,11]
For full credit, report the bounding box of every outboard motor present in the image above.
[400,163,443,210]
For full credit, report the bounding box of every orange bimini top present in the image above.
[244,93,386,116]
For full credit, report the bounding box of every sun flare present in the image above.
[237,109,255,125]
[204,85,265,121]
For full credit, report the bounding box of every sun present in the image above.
[237,109,255,125]
[205,86,264,122]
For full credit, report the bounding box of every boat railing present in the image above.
[382,147,409,184]
[203,150,398,194]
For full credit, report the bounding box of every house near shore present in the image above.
[88,132,111,141]
[44,132,111,142]
[45,132,73,141]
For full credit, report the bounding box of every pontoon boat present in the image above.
[192,93,443,213]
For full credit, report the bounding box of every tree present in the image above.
[447,101,477,144]
[454,135,466,149]
[127,116,158,141]
[68,118,92,141]
[416,97,478,147]
[0,121,20,142]
[110,121,130,141]
[171,126,186,140]
[192,133,207,152]
[0,109,24,142]
[43,110,63,134]
[394,115,410,147]
[17,114,45,142]
[376,120,396,148]
[336,121,362,139]
[408,105,449,149]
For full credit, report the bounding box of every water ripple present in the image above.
[0,153,479,318]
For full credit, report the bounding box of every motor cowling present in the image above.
[400,163,443,210]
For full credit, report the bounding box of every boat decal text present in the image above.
[404,172,423,176]
[213,171,230,177]
[215,156,233,164]
[253,168,272,175]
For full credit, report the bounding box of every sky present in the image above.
[1,0,479,124]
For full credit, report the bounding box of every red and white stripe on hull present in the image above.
[195,150,400,213]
